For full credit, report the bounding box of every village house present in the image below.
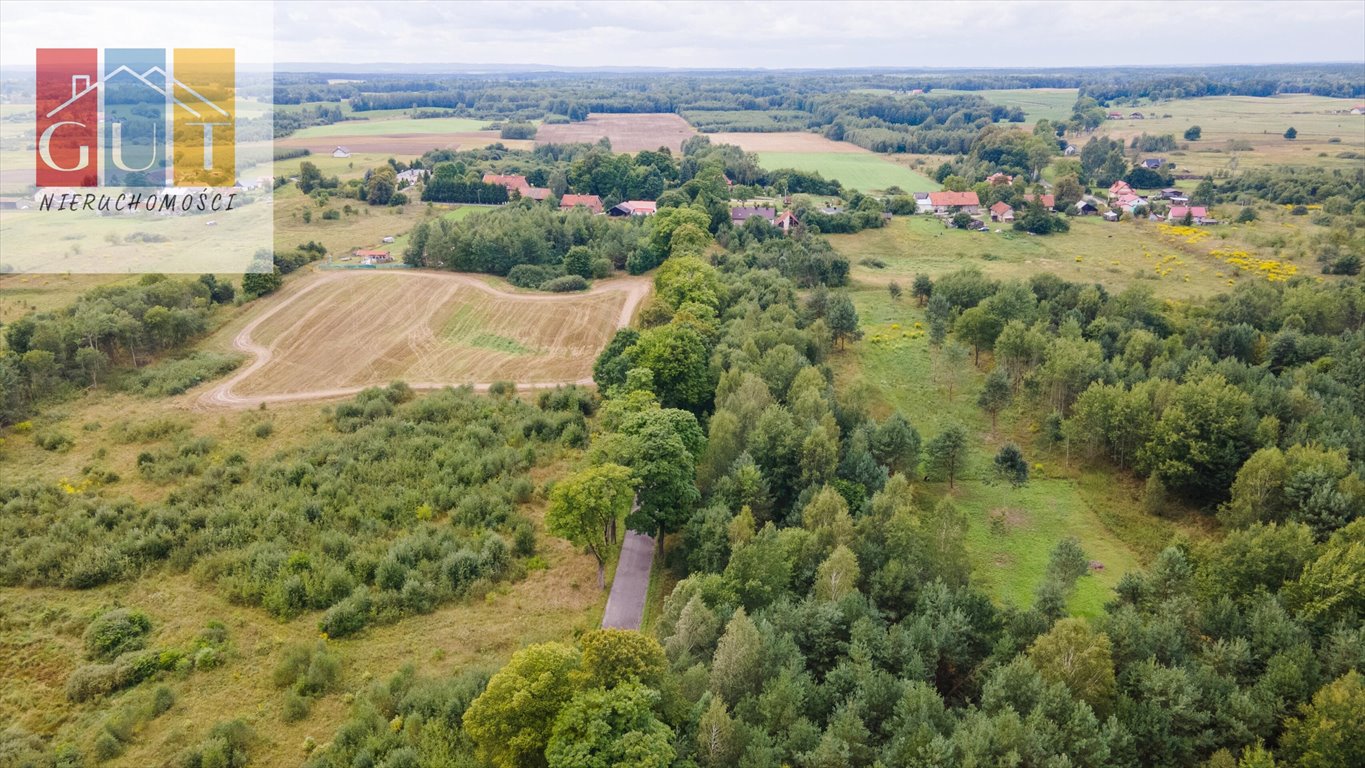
[1129,112,1145,120]
[354,249,392,264]
[774,210,799,234]
[1107,111,1123,120]
[989,201,1014,222]
[1108,181,1135,200]
[1168,205,1213,224]
[1022,193,1055,209]
[523,188,552,201]
[396,169,425,186]
[609,200,658,217]
[1075,199,1100,216]
[928,191,980,214]
[730,206,777,225]
[1063,145,1078,156]
[913,192,933,214]
[1141,158,1166,169]
[986,172,1014,185]
[482,173,533,197]
[332,146,351,158]
[560,194,604,214]
[1350,104,1364,115]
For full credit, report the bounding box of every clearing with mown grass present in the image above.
[198,269,651,408]
[534,113,699,153]
[830,258,1211,615]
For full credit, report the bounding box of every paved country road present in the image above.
[601,530,655,630]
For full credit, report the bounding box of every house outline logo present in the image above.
[36,48,235,188]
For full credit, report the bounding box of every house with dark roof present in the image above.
[1129,112,1145,120]
[609,200,657,217]
[560,194,604,214]
[730,206,777,225]
[928,191,980,214]
[332,147,351,158]
[1141,158,1166,169]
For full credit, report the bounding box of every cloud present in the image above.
[2,0,1362,69]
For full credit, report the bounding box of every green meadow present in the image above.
[758,152,941,192]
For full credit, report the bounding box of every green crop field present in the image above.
[290,116,491,139]
[758,152,941,192]
[936,88,1080,123]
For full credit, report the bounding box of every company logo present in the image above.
[36,48,235,188]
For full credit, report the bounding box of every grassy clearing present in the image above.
[829,214,1328,302]
[830,281,1195,615]
[1098,94,1365,175]
[272,184,424,254]
[936,88,1081,123]
[758,152,941,193]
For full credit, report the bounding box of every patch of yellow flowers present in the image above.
[1209,248,1297,282]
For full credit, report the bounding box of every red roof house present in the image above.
[1023,193,1055,209]
[482,173,532,196]
[775,210,799,234]
[989,201,1014,222]
[560,194,604,214]
[928,191,981,213]
[609,200,658,216]
[1168,206,1210,222]
[1108,181,1134,198]
[524,187,552,201]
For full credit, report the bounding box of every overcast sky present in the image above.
[2,0,1363,69]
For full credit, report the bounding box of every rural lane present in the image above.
[195,268,651,410]
[601,530,655,630]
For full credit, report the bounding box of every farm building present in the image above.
[332,146,351,158]
[524,187,552,201]
[1103,211,1120,222]
[1023,193,1056,209]
[560,194,604,214]
[1107,112,1123,119]
[1351,104,1364,115]
[928,191,980,214]
[913,192,933,214]
[610,200,658,217]
[1141,158,1166,169]
[482,173,533,197]
[1063,145,1078,156]
[731,206,777,225]
[355,249,392,264]
[989,202,1014,222]
[1129,112,1145,119]
[1075,200,1100,215]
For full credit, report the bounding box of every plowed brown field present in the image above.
[535,113,698,153]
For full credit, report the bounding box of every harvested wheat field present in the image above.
[198,270,650,408]
[535,113,698,153]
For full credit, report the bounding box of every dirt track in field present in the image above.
[196,270,650,410]
[535,113,698,153]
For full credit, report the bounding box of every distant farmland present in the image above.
[535,113,698,153]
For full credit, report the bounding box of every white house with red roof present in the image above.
[560,194,604,214]
[928,191,980,214]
